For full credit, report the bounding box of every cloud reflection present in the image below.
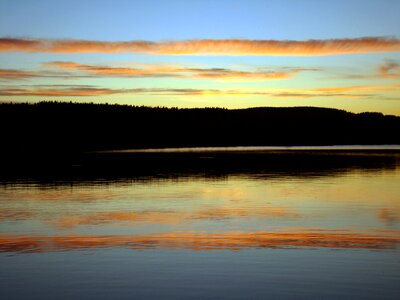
[0,230,399,253]
[0,209,33,221]
[54,211,180,228]
[378,208,400,224]
[53,207,299,228]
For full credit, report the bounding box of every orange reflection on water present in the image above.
[0,209,33,221]
[54,211,181,228]
[1,230,399,253]
[53,207,298,228]
[378,208,400,223]
[189,207,299,220]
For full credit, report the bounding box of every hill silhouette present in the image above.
[1,101,400,155]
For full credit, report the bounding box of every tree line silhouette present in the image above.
[1,101,400,156]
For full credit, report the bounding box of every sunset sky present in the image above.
[1,0,400,114]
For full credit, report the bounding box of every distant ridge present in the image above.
[1,101,400,154]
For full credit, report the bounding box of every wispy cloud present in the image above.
[0,86,222,97]
[0,86,122,96]
[378,60,400,79]
[0,67,90,81]
[272,92,373,98]
[270,84,400,98]
[44,61,302,81]
[329,60,400,81]
[1,84,397,98]
[44,61,182,78]
[0,69,38,80]
[1,37,400,56]
[313,84,400,93]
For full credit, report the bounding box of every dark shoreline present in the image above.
[1,149,399,183]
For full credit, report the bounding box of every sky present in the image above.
[0,0,400,114]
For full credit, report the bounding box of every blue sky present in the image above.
[0,0,400,114]
[1,0,399,40]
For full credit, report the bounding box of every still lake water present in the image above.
[1,149,400,299]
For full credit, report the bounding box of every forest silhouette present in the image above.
[2,101,400,154]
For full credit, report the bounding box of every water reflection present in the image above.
[50,206,299,229]
[1,230,399,253]
[1,151,399,252]
[1,150,400,299]
[378,208,400,224]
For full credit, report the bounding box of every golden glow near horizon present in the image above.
[0,55,399,115]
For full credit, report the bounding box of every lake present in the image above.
[1,148,400,299]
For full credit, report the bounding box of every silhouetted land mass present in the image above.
[2,101,400,152]
[1,101,399,177]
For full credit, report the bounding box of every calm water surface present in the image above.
[1,150,400,299]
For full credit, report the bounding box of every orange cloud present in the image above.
[44,61,180,77]
[44,61,299,80]
[0,69,38,80]
[313,84,400,93]
[0,230,399,253]
[272,84,400,98]
[0,86,226,97]
[188,68,293,80]
[1,84,397,98]
[0,67,93,81]
[0,38,154,53]
[1,37,400,56]
[0,87,122,96]
[272,92,373,98]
